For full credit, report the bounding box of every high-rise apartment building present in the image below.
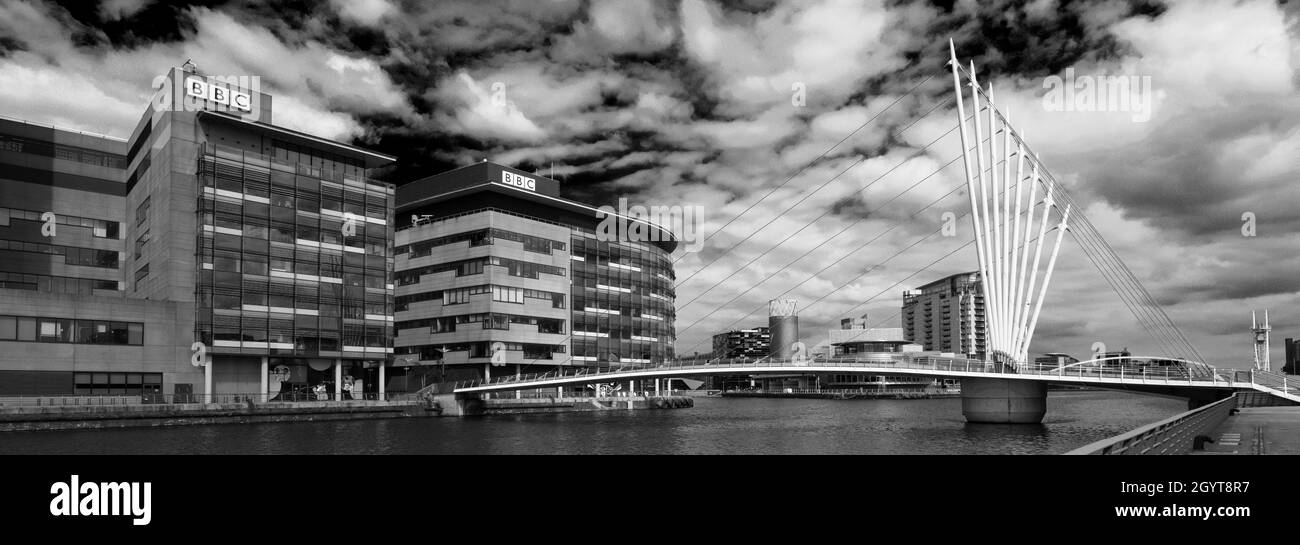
[711,327,770,359]
[901,271,986,359]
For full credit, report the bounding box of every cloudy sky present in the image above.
[1,0,1297,368]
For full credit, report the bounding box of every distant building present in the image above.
[901,271,985,359]
[818,318,943,393]
[1284,338,1298,375]
[1097,350,1132,366]
[829,326,922,356]
[711,327,770,360]
[1034,353,1078,367]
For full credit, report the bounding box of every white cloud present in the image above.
[432,72,546,142]
[270,94,364,141]
[98,0,152,21]
[680,0,908,114]
[331,0,396,27]
[553,0,677,60]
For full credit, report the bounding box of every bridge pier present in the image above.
[961,378,1047,424]
[430,393,484,417]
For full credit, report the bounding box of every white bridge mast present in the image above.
[949,40,1070,365]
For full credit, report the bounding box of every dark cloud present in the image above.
[5,0,1297,365]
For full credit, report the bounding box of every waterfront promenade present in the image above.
[1192,407,1300,455]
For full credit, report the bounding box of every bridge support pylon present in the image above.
[961,378,1046,424]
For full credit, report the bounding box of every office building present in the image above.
[0,64,396,399]
[712,327,770,359]
[393,162,677,383]
[901,271,986,359]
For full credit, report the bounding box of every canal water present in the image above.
[0,390,1184,455]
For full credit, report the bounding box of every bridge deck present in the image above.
[443,356,1300,404]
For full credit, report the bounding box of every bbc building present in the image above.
[393,162,678,383]
[0,65,396,400]
[0,65,680,399]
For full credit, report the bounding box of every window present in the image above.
[135,196,151,226]
[484,314,509,330]
[244,255,268,275]
[244,224,268,239]
[214,255,240,272]
[492,285,524,304]
[134,264,150,291]
[271,225,294,243]
[458,260,483,276]
[38,318,73,342]
[16,317,36,341]
[0,316,140,345]
[135,233,149,260]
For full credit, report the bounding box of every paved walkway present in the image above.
[1191,407,1300,455]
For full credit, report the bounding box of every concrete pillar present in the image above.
[655,379,661,396]
[378,363,386,401]
[961,378,1047,424]
[334,359,342,401]
[516,364,522,400]
[204,356,213,404]
[260,356,268,403]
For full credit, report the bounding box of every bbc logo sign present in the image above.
[185,76,253,112]
[501,171,536,192]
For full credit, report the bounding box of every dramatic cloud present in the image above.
[1,0,1296,366]
[0,1,414,140]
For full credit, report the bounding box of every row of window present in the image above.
[206,291,391,317]
[203,329,388,349]
[397,228,566,257]
[200,155,389,214]
[271,139,366,182]
[0,315,143,345]
[0,134,126,169]
[396,256,566,285]
[0,271,117,294]
[395,312,565,335]
[570,340,672,362]
[206,231,387,260]
[206,258,387,289]
[74,372,163,396]
[0,207,120,239]
[0,239,119,268]
[393,284,565,309]
[398,342,566,360]
[206,207,384,244]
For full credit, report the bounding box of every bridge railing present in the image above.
[1065,394,1239,455]
[444,353,1236,392]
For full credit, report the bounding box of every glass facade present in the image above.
[570,227,676,365]
[194,143,394,358]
